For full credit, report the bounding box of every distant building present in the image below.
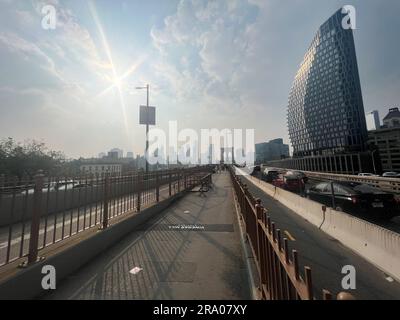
[368,108,400,172]
[368,127,400,172]
[98,152,106,159]
[107,151,119,159]
[366,111,380,131]
[80,162,122,175]
[110,148,123,158]
[383,107,400,128]
[126,152,134,159]
[255,139,289,164]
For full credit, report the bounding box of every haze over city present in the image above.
[0,0,399,158]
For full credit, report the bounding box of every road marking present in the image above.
[129,267,143,275]
[284,230,296,241]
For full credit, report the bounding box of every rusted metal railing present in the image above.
[229,167,354,300]
[0,166,213,268]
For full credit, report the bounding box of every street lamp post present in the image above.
[136,84,150,174]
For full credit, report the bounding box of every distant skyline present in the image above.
[1,0,399,158]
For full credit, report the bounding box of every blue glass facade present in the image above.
[287,9,368,157]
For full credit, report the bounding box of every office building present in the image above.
[268,9,379,174]
[369,108,400,172]
[382,107,400,128]
[255,139,289,164]
[287,9,368,157]
[366,110,380,131]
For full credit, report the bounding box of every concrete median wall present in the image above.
[237,169,400,282]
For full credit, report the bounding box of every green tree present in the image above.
[0,138,65,177]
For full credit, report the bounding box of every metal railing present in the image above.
[229,167,354,300]
[0,166,213,267]
[266,167,400,194]
[303,170,400,193]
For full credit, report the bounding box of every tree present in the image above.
[0,138,65,177]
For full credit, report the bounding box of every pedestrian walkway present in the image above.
[43,172,251,300]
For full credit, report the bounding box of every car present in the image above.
[283,174,305,194]
[286,170,308,183]
[358,173,378,177]
[382,172,400,178]
[306,181,399,219]
[262,168,281,183]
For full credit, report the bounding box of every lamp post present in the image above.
[136,84,150,173]
[371,149,377,174]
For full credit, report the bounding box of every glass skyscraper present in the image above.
[287,9,368,157]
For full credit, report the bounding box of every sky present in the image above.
[0,0,399,159]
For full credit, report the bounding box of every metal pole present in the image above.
[156,171,160,202]
[102,174,110,229]
[330,181,336,209]
[146,84,149,174]
[28,171,44,264]
[372,150,376,174]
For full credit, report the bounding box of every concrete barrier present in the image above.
[236,168,400,282]
[0,192,184,300]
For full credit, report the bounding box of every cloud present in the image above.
[150,0,255,111]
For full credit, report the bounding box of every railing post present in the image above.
[156,171,160,202]
[184,170,187,190]
[102,174,110,229]
[137,173,142,212]
[27,171,44,264]
[169,172,172,196]
[255,199,264,292]
[336,292,355,300]
[178,170,181,192]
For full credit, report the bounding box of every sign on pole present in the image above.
[139,106,156,125]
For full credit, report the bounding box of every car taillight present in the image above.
[351,196,358,204]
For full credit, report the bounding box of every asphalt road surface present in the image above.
[243,174,400,300]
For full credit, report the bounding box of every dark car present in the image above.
[286,170,309,184]
[262,168,280,182]
[283,174,305,194]
[306,181,399,219]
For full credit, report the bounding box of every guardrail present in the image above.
[302,171,400,193]
[229,167,354,300]
[0,166,213,268]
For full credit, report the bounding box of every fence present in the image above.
[0,166,213,267]
[229,167,354,300]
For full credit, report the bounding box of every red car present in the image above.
[283,175,305,193]
[271,174,286,188]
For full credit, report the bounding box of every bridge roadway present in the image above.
[0,182,176,265]
[42,172,251,300]
[242,174,400,299]
[40,171,400,300]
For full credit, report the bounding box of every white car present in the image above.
[358,173,378,177]
[382,172,400,178]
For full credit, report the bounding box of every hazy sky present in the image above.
[0,0,399,158]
